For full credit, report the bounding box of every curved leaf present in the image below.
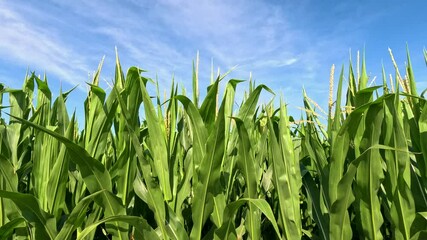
[0,217,25,239]
[214,198,280,240]
[77,215,159,240]
[0,190,57,239]
[56,190,108,240]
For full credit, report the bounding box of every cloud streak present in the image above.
[0,0,400,115]
[0,3,93,90]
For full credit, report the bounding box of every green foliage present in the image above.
[1,49,427,240]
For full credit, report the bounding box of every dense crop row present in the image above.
[1,49,427,239]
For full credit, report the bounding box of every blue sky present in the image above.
[1,0,426,121]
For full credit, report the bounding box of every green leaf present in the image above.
[233,117,260,239]
[0,217,26,239]
[0,153,18,192]
[354,103,384,240]
[77,215,159,240]
[199,76,220,128]
[214,198,281,240]
[114,83,168,238]
[359,49,368,91]
[0,190,57,239]
[267,103,301,239]
[138,74,172,201]
[301,167,329,240]
[7,113,127,239]
[56,189,108,240]
[238,84,273,128]
[175,95,208,185]
[47,113,75,220]
[406,45,418,98]
[190,98,226,240]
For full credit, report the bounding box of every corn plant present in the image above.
[0,48,427,240]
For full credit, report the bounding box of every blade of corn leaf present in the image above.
[33,125,60,211]
[0,154,18,192]
[301,166,329,240]
[390,175,416,240]
[210,193,226,228]
[113,84,169,238]
[329,65,345,147]
[387,94,416,239]
[382,96,399,199]
[410,165,427,213]
[278,99,302,237]
[233,117,260,239]
[77,215,159,240]
[267,108,301,239]
[134,175,189,240]
[402,99,425,179]
[23,72,35,105]
[192,58,199,107]
[355,86,382,107]
[303,114,329,210]
[114,48,126,89]
[8,114,112,193]
[214,198,281,240]
[328,97,371,206]
[55,189,108,240]
[166,80,180,211]
[329,153,357,240]
[84,205,103,240]
[7,89,27,122]
[406,46,418,106]
[138,73,172,200]
[164,204,189,240]
[0,217,25,239]
[84,83,118,160]
[401,98,427,214]
[418,100,427,180]
[112,66,143,206]
[51,88,70,135]
[46,113,75,220]
[221,84,271,204]
[5,90,26,168]
[223,79,244,153]
[7,113,127,240]
[330,145,380,239]
[0,190,57,239]
[330,141,406,239]
[0,152,20,231]
[199,76,220,128]
[33,75,52,126]
[346,58,356,106]
[354,103,384,240]
[238,84,274,128]
[175,95,208,184]
[359,49,368,91]
[174,145,193,221]
[190,99,226,240]
[382,64,389,94]
[328,102,370,238]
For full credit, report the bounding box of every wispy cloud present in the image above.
[0,0,392,111]
[0,2,93,90]
[49,0,307,82]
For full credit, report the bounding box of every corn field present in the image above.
[1,49,427,239]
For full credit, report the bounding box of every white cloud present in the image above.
[252,58,298,68]
[0,0,384,107]
[65,0,303,73]
[0,3,92,91]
